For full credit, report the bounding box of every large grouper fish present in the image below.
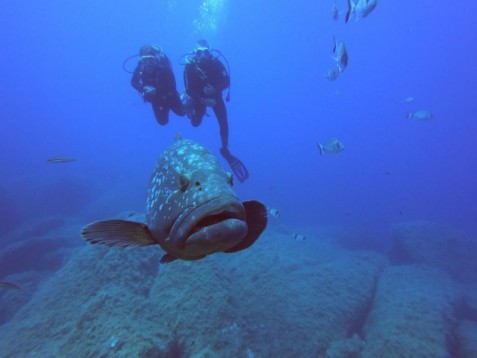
[81,139,268,263]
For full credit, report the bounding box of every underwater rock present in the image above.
[212,231,386,357]
[455,286,477,321]
[0,235,81,278]
[0,217,85,328]
[23,217,66,237]
[334,228,389,254]
[0,228,387,357]
[0,245,247,357]
[325,333,364,357]
[465,291,477,320]
[0,271,48,325]
[456,320,477,358]
[360,265,456,357]
[390,221,477,283]
[0,186,24,237]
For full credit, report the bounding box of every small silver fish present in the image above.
[268,208,280,218]
[0,281,20,290]
[332,37,348,73]
[332,2,340,21]
[47,157,76,163]
[401,96,414,103]
[325,66,340,81]
[346,0,377,23]
[407,110,432,120]
[294,234,306,241]
[317,138,345,155]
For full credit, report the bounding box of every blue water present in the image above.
[1,0,476,242]
[1,0,477,348]
[1,0,476,238]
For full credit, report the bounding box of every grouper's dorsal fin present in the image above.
[82,220,156,247]
[224,200,268,253]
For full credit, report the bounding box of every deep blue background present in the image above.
[1,0,476,241]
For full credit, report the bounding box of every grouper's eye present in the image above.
[179,174,190,192]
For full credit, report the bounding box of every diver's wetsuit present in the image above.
[183,55,230,148]
[131,54,185,125]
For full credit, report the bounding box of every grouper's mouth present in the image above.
[168,195,247,258]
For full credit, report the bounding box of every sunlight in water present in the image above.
[167,0,178,12]
[193,0,228,35]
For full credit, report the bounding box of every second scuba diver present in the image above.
[182,40,249,183]
[131,45,185,125]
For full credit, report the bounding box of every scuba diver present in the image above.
[182,40,249,183]
[131,45,185,125]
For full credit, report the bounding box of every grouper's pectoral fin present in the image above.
[160,253,178,263]
[82,220,156,247]
[224,200,268,253]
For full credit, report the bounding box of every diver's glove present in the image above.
[142,86,156,102]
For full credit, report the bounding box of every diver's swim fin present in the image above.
[221,149,249,183]
[228,156,249,183]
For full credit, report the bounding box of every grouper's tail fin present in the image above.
[224,200,267,253]
[82,220,156,247]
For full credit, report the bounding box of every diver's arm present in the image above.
[131,67,143,93]
[162,55,173,70]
